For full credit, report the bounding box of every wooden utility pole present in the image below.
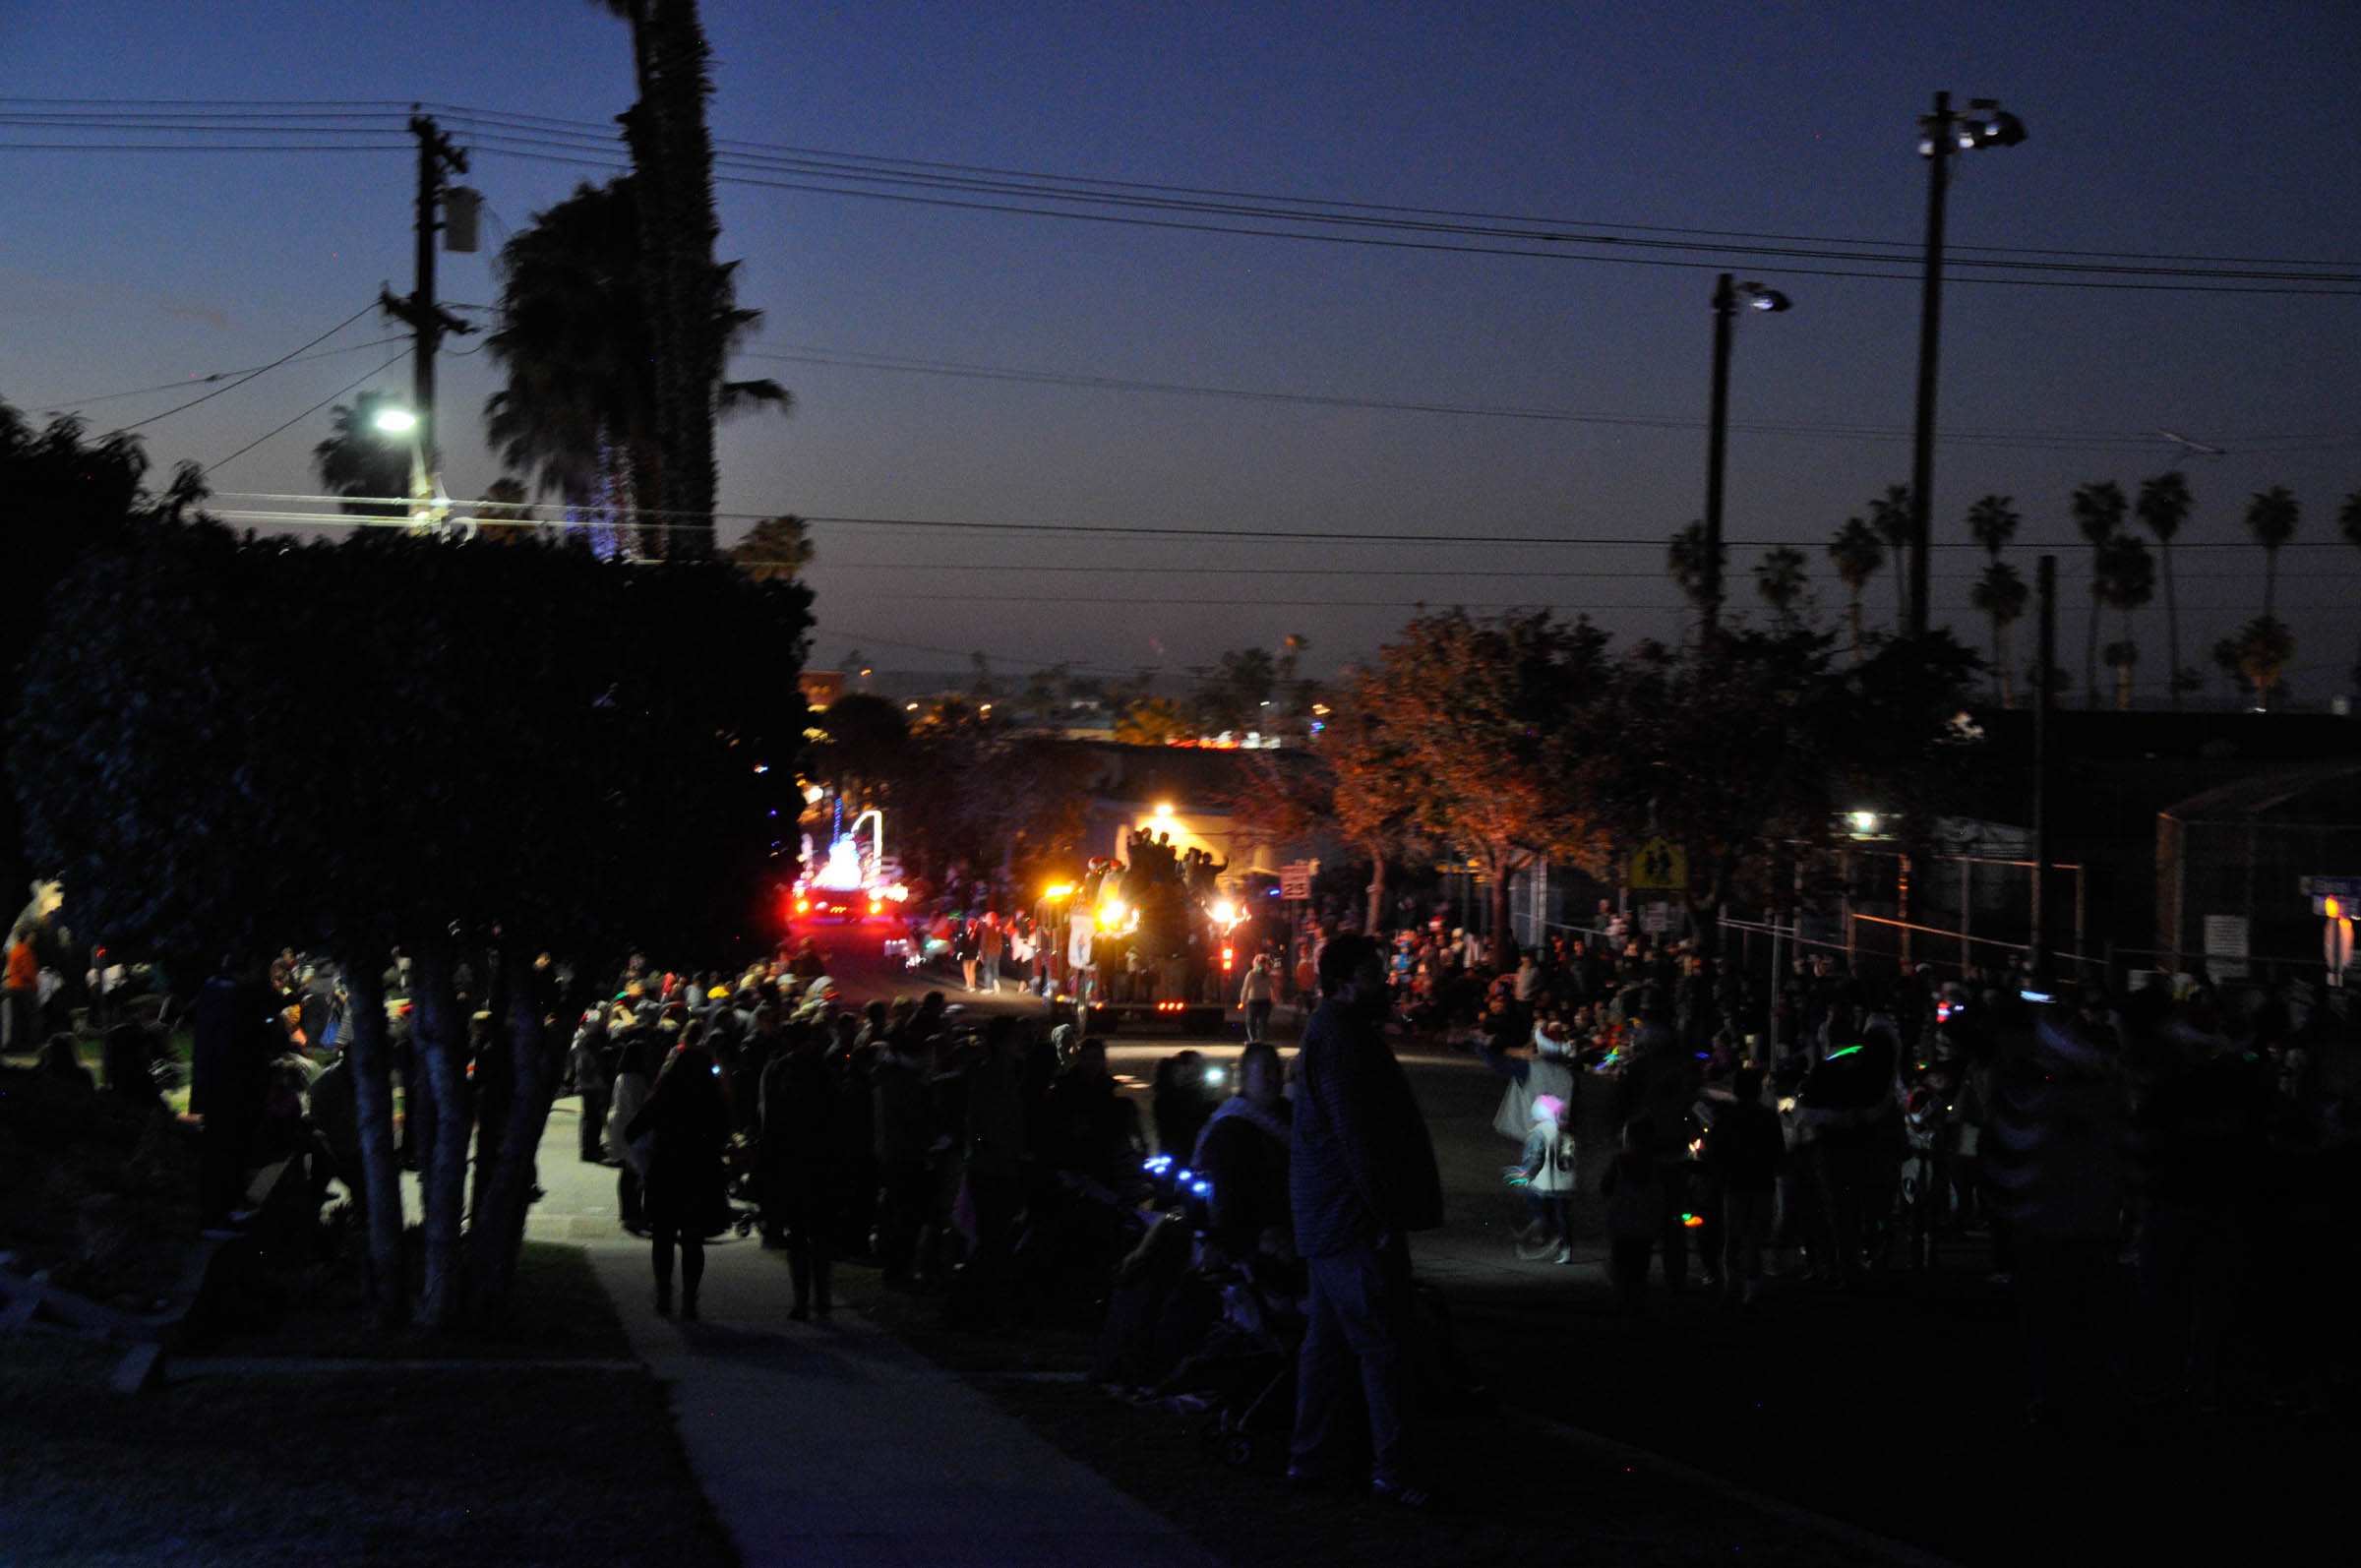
[1907,91,1953,639]
[379,110,474,520]
[2030,554,2057,984]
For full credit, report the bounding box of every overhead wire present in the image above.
[204,349,412,475]
[8,100,2350,293]
[109,303,382,432]
[34,335,408,413]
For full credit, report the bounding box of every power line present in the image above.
[110,303,381,432]
[12,95,2357,279]
[199,495,2361,553]
[462,137,2361,297]
[205,349,411,475]
[34,335,408,412]
[749,345,2322,452]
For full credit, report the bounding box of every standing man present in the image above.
[1287,933,1445,1509]
[191,955,273,1233]
[1239,953,1277,1043]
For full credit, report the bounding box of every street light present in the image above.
[1700,274,1794,638]
[371,405,418,434]
[1906,93,2028,637]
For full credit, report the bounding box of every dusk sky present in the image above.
[4,0,2356,690]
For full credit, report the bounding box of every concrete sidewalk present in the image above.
[531,1106,1216,1568]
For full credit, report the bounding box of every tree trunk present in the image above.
[2265,552,2278,620]
[1487,853,1520,971]
[2161,541,2182,709]
[465,953,564,1318]
[646,0,721,558]
[1847,595,1863,663]
[1362,843,1389,933]
[338,962,408,1328]
[1989,615,2005,705]
[411,945,470,1330]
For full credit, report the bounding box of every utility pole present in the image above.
[1907,92,2025,637]
[1906,91,1952,639]
[2030,554,2057,985]
[1703,273,1735,639]
[379,109,474,524]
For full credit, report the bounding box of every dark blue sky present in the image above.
[4,0,2356,692]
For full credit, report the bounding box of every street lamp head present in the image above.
[1746,288,1792,313]
[371,405,419,435]
[1984,110,2027,147]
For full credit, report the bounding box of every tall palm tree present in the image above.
[1966,493,2020,560]
[311,390,412,518]
[2135,472,2195,707]
[2092,531,2155,709]
[1666,520,1723,634]
[595,0,725,555]
[1866,484,1913,627]
[2245,485,2300,618]
[2070,481,2127,709]
[1753,545,1808,628]
[1827,515,1885,661]
[484,177,785,558]
[1970,560,2028,707]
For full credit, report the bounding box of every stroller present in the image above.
[1177,1255,1305,1471]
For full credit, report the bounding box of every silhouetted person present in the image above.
[1288,934,1444,1508]
[628,1036,731,1319]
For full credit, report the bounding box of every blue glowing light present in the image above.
[1189,1180,1211,1197]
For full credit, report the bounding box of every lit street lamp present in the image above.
[1701,273,1792,637]
[1906,92,2028,636]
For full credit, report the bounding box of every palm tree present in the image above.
[1826,515,1884,661]
[1970,560,2028,706]
[2070,481,2127,709]
[1966,493,2020,560]
[1666,520,1723,633]
[2245,485,2300,618]
[595,0,726,553]
[1753,545,1808,628]
[2093,532,2155,709]
[484,176,786,559]
[2135,472,2195,707]
[728,514,815,582]
[312,390,412,518]
[1866,484,1913,627]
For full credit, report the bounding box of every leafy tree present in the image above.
[2092,531,2155,709]
[728,514,815,582]
[1594,626,1981,932]
[312,390,413,518]
[2135,472,2196,705]
[2245,485,2300,618]
[470,476,536,545]
[1867,485,1913,626]
[2215,615,2297,711]
[1666,520,1723,631]
[0,405,207,897]
[1192,646,1279,736]
[1969,560,2028,707]
[1336,610,1612,966]
[968,651,997,700]
[1826,515,1885,661]
[1753,545,1808,628]
[14,518,813,1328]
[1114,696,1189,746]
[484,175,785,557]
[1319,680,1424,931]
[807,690,909,803]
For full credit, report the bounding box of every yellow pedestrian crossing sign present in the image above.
[1628,837,1687,891]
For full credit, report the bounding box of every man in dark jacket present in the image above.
[1287,933,1444,1508]
[1703,1066,1783,1305]
[191,958,274,1231]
